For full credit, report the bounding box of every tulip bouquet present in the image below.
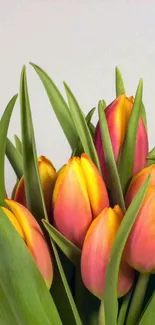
[0,64,155,325]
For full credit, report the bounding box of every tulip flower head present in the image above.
[125,186,155,273]
[14,155,56,216]
[95,94,148,182]
[52,154,109,248]
[2,199,53,288]
[81,205,135,299]
[126,164,155,207]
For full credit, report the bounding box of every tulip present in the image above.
[125,164,155,207]
[52,154,109,248]
[81,206,135,298]
[95,94,148,182]
[2,199,53,288]
[14,155,56,216]
[124,186,155,273]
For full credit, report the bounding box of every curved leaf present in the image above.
[99,176,150,325]
[115,67,126,97]
[30,62,78,150]
[64,82,101,172]
[14,134,22,155]
[118,79,143,193]
[6,138,23,179]
[43,220,81,266]
[98,100,125,211]
[0,94,18,205]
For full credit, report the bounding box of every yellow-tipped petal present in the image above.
[5,199,53,288]
[53,157,92,248]
[2,207,25,239]
[80,153,109,218]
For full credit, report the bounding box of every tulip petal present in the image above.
[53,157,92,248]
[125,187,155,273]
[2,207,25,239]
[80,153,109,218]
[133,118,149,175]
[126,164,155,207]
[5,199,53,288]
[81,206,133,298]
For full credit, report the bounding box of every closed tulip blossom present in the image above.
[95,94,148,182]
[52,154,109,248]
[126,164,155,207]
[2,199,53,288]
[14,156,56,216]
[125,186,155,273]
[81,205,135,298]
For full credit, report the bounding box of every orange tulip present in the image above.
[125,187,155,273]
[52,154,109,248]
[2,199,53,288]
[81,206,135,298]
[95,94,148,182]
[125,164,155,207]
[14,156,56,216]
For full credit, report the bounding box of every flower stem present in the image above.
[125,274,149,325]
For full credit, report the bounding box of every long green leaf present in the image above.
[115,67,126,97]
[43,220,81,266]
[147,147,155,166]
[98,100,125,211]
[118,79,143,193]
[99,176,150,325]
[20,66,47,227]
[0,94,18,205]
[138,293,155,325]
[6,138,23,179]
[20,66,83,325]
[0,207,62,325]
[30,62,78,149]
[126,274,149,325]
[72,107,96,157]
[64,82,101,172]
[118,291,132,325]
[14,134,22,154]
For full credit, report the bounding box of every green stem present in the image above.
[118,291,132,325]
[125,274,149,325]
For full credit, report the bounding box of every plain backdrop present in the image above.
[0,0,155,194]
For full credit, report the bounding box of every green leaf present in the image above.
[138,292,155,325]
[118,79,143,194]
[20,66,83,325]
[147,147,155,159]
[98,100,125,211]
[0,207,62,325]
[14,134,22,154]
[126,274,149,325]
[30,62,78,150]
[118,291,132,325]
[100,175,150,325]
[43,220,81,266]
[72,107,96,157]
[0,94,18,205]
[20,66,47,228]
[64,82,101,172]
[6,138,23,179]
[115,67,126,97]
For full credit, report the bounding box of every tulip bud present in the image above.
[14,156,56,216]
[2,199,53,288]
[52,154,109,248]
[95,94,148,182]
[125,164,155,207]
[124,187,155,273]
[81,206,135,299]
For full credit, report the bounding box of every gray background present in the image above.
[0,0,154,194]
